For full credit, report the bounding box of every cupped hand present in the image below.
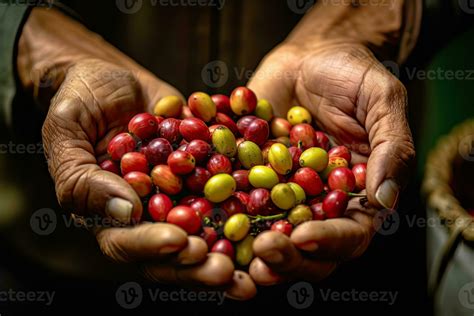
[41,58,256,299]
[247,42,415,284]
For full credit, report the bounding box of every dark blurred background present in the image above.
[1,0,474,315]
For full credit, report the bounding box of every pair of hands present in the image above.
[22,8,415,300]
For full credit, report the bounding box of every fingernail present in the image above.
[261,250,284,264]
[161,245,184,255]
[375,179,399,209]
[106,198,133,224]
[297,241,319,252]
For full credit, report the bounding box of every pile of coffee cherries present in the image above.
[101,87,367,266]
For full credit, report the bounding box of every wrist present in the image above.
[16,8,146,106]
[282,0,421,63]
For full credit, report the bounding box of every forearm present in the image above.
[284,0,422,63]
[16,8,148,107]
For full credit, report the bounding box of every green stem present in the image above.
[348,193,367,198]
[248,212,288,223]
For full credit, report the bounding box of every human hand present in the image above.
[247,40,415,284]
[18,9,256,300]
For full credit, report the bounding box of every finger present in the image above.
[225,270,257,300]
[248,257,284,286]
[364,77,415,209]
[291,195,376,260]
[94,223,188,262]
[351,151,368,165]
[143,253,234,287]
[173,236,208,265]
[247,52,297,117]
[253,231,337,282]
[135,71,185,113]
[93,75,184,156]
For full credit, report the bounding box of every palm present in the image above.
[247,44,411,284]
[251,45,383,155]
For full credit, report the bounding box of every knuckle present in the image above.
[97,230,130,263]
[55,165,93,215]
[377,75,407,106]
[349,225,373,259]
[202,254,234,286]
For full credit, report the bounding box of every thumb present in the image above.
[246,50,297,118]
[365,79,415,209]
[43,96,143,224]
[42,60,185,224]
[41,61,171,224]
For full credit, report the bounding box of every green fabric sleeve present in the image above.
[0,4,30,127]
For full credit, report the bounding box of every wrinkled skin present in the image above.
[40,59,256,299]
[247,42,415,284]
